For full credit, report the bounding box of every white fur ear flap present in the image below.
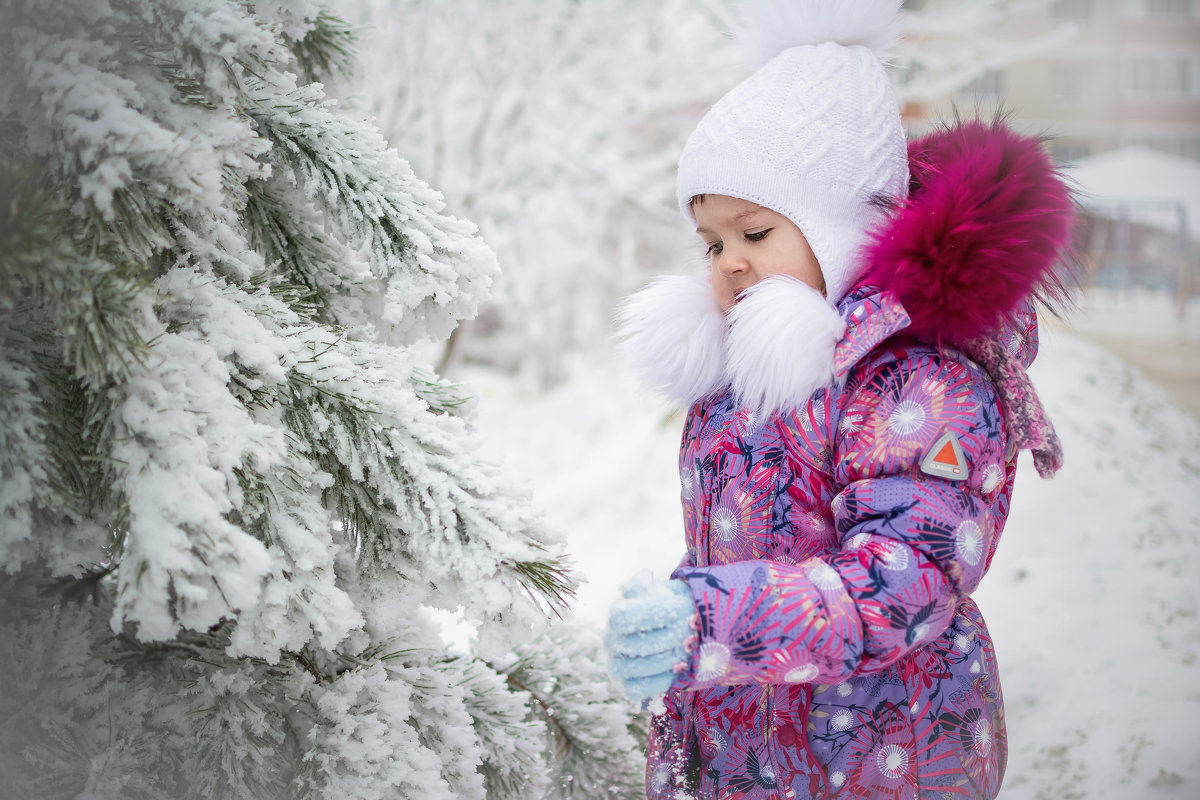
[741,0,902,67]
[725,276,846,417]
[614,275,729,409]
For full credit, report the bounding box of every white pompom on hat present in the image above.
[677,0,910,305]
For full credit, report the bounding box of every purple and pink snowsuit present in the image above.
[645,122,1074,799]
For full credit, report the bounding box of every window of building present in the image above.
[1053,63,1091,104]
[1050,139,1093,165]
[1145,0,1200,20]
[959,69,1005,102]
[1119,0,1200,18]
[1121,54,1200,100]
[894,60,923,90]
[1054,0,1093,24]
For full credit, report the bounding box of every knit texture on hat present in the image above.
[677,1,909,305]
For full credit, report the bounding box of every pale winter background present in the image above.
[343,0,1200,798]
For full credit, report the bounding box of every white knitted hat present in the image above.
[677,0,910,305]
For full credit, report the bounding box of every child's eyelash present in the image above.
[704,228,771,257]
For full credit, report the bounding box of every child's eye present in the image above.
[705,241,723,257]
[745,228,772,242]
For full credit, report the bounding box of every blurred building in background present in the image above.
[904,0,1200,164]
[901,0,1200,304]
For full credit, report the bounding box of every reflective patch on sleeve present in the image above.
[920,431,969,481]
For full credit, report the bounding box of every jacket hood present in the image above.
[858,117,1077,345]
[617,118,1074,428]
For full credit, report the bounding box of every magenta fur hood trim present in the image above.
[860,118,1076,344]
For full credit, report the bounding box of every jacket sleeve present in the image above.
[669,347,1011,689]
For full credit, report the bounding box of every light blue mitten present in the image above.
[605,573,695,702]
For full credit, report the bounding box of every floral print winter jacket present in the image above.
[647,287,1033,800]
[634,120,1074,800]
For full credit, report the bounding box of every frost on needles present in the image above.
[0,1,644,797]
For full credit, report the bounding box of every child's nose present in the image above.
[718,250,750,277]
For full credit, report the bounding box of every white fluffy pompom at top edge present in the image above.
[725,276,846,418]
[614,275,729,409]
[740,0,903,67]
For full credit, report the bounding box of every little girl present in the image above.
[605,2,1074,799]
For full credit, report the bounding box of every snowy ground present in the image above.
[464,297,1200,800]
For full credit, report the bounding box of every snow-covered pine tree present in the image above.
[0,1,643,797]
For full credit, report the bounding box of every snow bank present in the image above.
[977,325,1200,798]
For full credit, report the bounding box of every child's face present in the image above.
[693,195,824,313]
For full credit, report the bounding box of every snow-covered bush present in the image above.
[345,0,739,385]
[0,1,641,797]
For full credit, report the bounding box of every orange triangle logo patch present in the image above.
[931,440,958,466]
[921,431,969,481]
